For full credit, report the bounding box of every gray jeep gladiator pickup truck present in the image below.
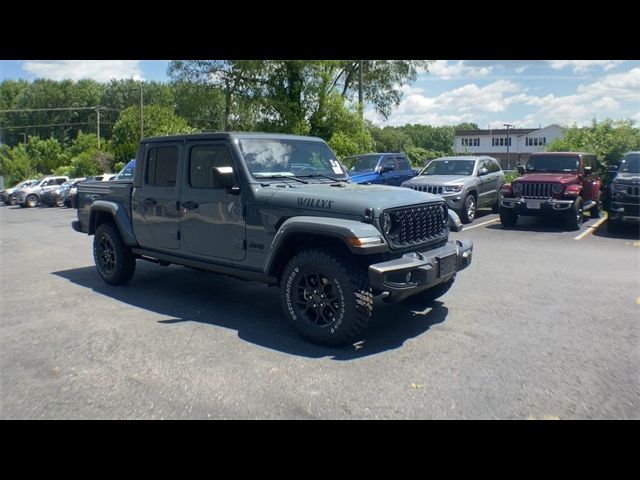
[73,133,473,346]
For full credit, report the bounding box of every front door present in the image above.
[381,156,400,185]
[135,143,181,251]
[179,141,246,261]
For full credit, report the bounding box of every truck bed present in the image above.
[76,180,133,233]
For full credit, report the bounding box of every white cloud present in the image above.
[22,60,144,82]
[548,60,623,74]
[381,79,528,126]
[521,68,640,126]
[427,61,492,79]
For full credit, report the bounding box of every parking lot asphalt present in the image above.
[1,204,638,419]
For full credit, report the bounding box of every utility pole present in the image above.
[358,60,363,119]
[140,85,144,139]
[96,107,101,149]
[503,123,514,169]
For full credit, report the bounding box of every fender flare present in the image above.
[89,200,138,246]
[264,216,387,274]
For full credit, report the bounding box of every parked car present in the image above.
[15,176,69,208]
[607,151,640,232]
[114,159,136,180]
[401,156,504,223]
[72,132,472,346]
[343,153,416,186]
[1,179,38,205]
[499,152,602,230]
[85,174,117,182]
[40,178,85,207]
[59,178,86,208]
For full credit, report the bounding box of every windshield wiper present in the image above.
[256,174,309,184]
[297,173,348,182]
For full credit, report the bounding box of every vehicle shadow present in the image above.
[593,220,640,240]
[52,264,449,360]
[485,214,584,233]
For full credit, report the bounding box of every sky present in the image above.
[1,60,638,129]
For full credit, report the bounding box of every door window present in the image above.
[146,146,179,188]
[189,145,234,189]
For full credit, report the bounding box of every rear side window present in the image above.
[147,146,179,187]
[190,144,234,189]
[55,178,66,185]
[396,157,410,171]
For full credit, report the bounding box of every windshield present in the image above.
[237,138,346,180]
[620,153,640,173]
[115,160,136,180]
[527,155,579,172]
[422,159,476,176]
[344,154,381,172]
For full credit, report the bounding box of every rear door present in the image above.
[179,140,246,261]
[134,142,182,251]
[381,156,400,185]
[395,156,414,184]
[581,155,599,202]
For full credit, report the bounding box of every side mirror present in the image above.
[516,165,525,175]
[380,165,394,174]
[583,166,592,175]
[478,167,489,176]
[607,165,618,173]
[212,166,237,190]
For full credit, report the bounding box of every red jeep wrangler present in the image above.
[499,152,602,230]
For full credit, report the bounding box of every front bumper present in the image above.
[500,196,574,214]
[368,239,472,302]
[608,200,640,222]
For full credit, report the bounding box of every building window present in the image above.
[461,138,480,147]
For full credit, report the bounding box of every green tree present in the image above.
[26,136,67,174]
[547,119,640,167]
[0,143,37,185]
[111,105,194,162]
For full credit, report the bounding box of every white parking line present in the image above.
[574,213,608,240]
[464,218,500,230]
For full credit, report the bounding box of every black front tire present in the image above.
[280,249,373,346]
[459,195,476,223]
[25,195,38,208]
[491,191,502,213]
[93,223,136,286]
[566,196,583,230]
[500,207,518,227]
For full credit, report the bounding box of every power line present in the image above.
[0,121,116,130]
[0,106,122,113]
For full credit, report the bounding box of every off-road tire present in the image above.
[93,223,136,286]
[500,207,518,227]
[591,193,602,219]
[491,190,502,213]
[55,195,64,208]
[566,196,583,230]
[280,249,373,346]
[459,194,476,223]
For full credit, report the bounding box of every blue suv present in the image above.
[344,153,416,186]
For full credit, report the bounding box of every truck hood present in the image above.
[513,173,579,184]
[402,175,470,186]
[347,171,379,183]
[613,172,640,184]
[263,182,441,218]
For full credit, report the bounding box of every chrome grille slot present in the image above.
[523,182,553,198]
[410,185,443,194]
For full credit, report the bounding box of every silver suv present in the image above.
[401,156,504,223]
[16,176,69,208]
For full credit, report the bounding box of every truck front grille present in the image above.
[385,203,448,249]
[409,185,444,195]
[627,186,640,196]
[522,182,554,198]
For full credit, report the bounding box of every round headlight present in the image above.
[552,183,563,194]
[512,183,523,194]
[381,212,392,235]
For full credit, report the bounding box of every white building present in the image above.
[454,124,565,169]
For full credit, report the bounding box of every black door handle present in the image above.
[142,198,157,206]
[182,201,199,210]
